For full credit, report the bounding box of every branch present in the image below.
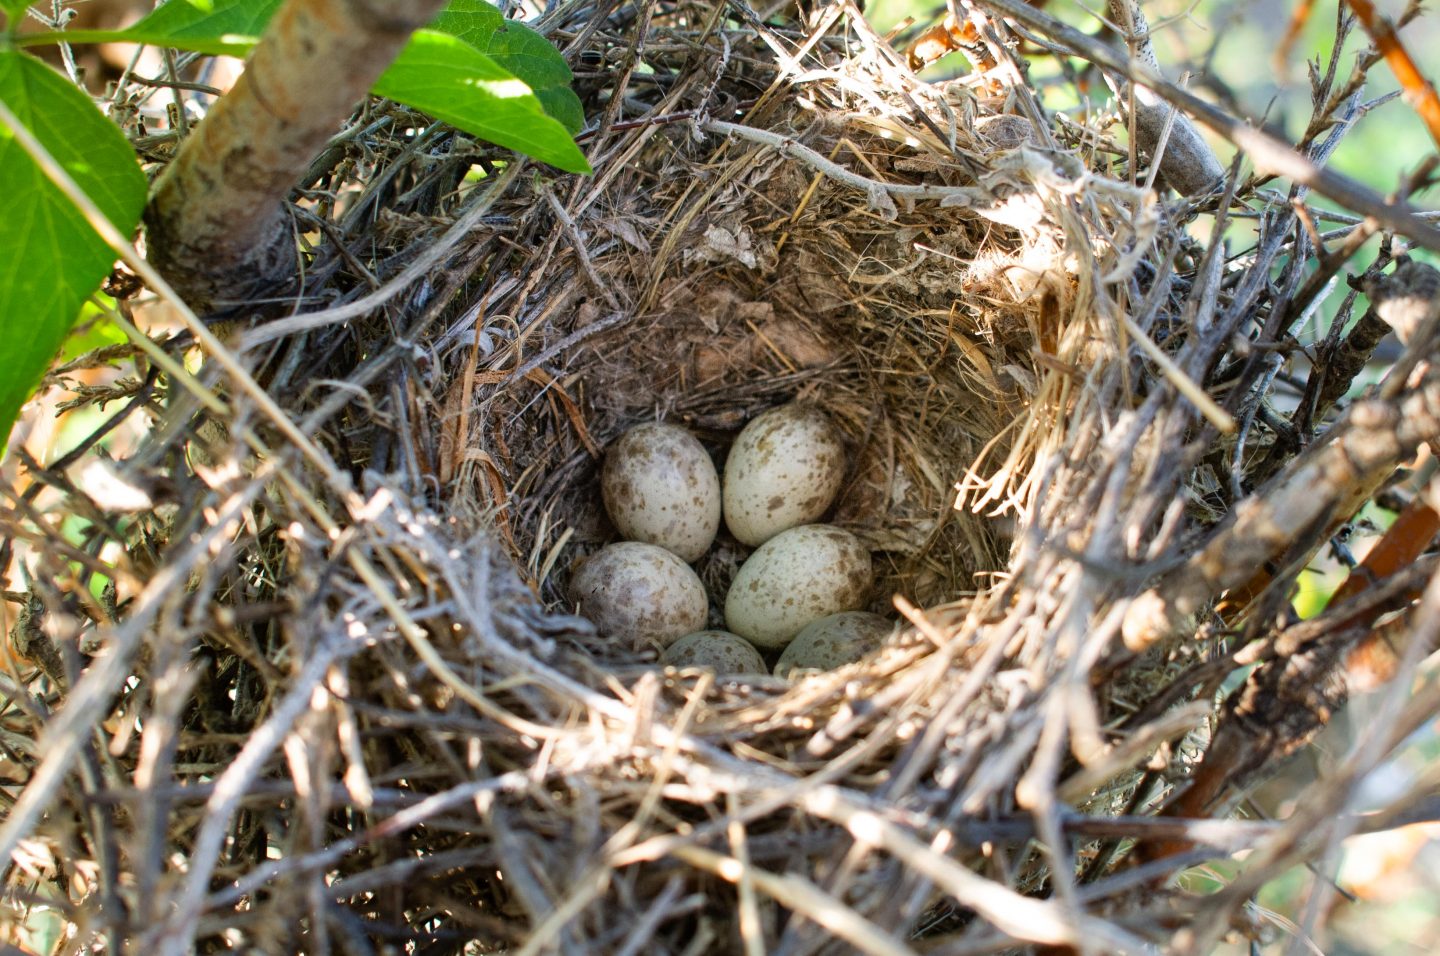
[144,0,450,311]
[1103,0,1225,195]
[1124,314,1440,650]
[1345,0,1440,153]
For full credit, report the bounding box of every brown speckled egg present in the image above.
[602,423,721,563]
[659,630,767,674]
[569,543,708,649]
[775,612,892,678]
[722,404,845,547]
[723,525,873,650]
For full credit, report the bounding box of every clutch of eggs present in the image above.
[583,408,886,671]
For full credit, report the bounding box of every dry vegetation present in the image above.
[3,1,1440,953]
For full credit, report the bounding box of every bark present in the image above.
[144,0,449,311]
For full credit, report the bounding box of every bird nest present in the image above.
[5,2,1440,953]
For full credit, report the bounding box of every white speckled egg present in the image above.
[569,542,708,649]
[722,404,846,547]
[660,630,767,675]
[602,423,721,563]
[775,612,892,678]
[724,525,873,650]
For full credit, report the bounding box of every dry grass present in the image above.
[3,2,1440,953]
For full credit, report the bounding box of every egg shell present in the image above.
[722,404,846,547]
[602,423,721,563]
[660,630,767,675]
[569,542,708,649]
[775,612,893,678]
[724,525,873,650]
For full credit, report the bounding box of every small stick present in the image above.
[1121,313,1236,433]
[1345,0,1440,152]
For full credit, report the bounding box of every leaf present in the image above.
[117,0,283,57]
[429,0,585,134]
[19,0,590,168]
[1,1,30,26]
[375,29,589,173]
[0,51,147,450]
[54,0,585,132]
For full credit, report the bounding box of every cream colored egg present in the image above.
[602,423,721,563]
[775,612,892,678]
[569,542,708,649]
[724,525,872,650]
[722,404,846,547]
[660,630,767,675]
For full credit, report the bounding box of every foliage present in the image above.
[0,49,147,452]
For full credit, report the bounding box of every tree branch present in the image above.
[144,0,450,311]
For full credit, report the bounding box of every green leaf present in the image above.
[429,0,584,134]
[118,0,283,57]
[10,0,281,56]
[2,1,30,27]
[375,29,589,173]
[18,1,589,168]
[57,0,585,133]
[0,51,147,450]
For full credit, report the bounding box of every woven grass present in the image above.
[4,2,1440,954]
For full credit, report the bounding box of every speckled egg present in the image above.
[659,630,767,675]
[723,525,873,650]
[601,423,721,563]
[774,612,893,678]
[569,542,708,649]
[722,404,846,547]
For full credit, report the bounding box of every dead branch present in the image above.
[1124,266,1440,650]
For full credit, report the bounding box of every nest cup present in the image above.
[377,3,1139,942]
[464,67,1094,661]
[412,4,1150,941]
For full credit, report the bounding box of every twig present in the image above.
[239,164,523,349]
[1121,313,1236,433]
[1123,361,1440,649]
[800,788,1152,952]
[671,844,921,956]
[1344,0,1440,152]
